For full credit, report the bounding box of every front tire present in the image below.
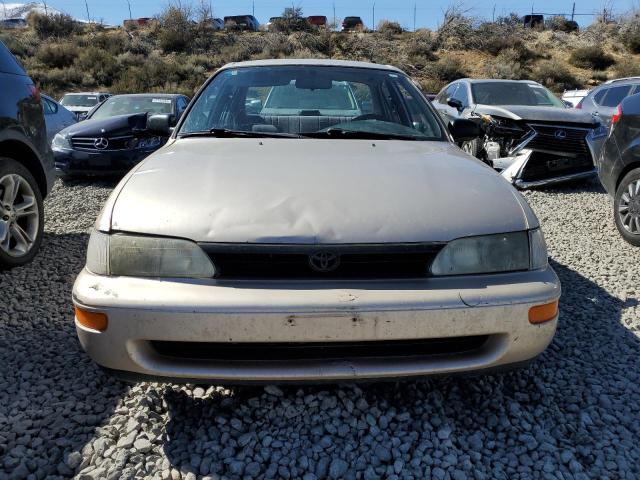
[614,168,640,247]
[0,157,44,268]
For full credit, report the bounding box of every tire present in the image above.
[613,167,640,247]
[0,157,44,268]
[461,138,483,158]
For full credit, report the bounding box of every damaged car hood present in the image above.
[473,105,598,125]
[107,138,537,243]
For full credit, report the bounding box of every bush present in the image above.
[406,29,437,61]
[35,43,78,68]
[377,20,403,38]
[483,48,530,79]
[534,60,581,91]
[569,46,615,70]
[428,56,468,82]
[74,46,121,86]
[546,16,578,32]
[614,58,640,78]
[27,12,78,39]
[271,7,311,34]
[620,14,640,53]
[436,7,474,50]
[156,5,195,53]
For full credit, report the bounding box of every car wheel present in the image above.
[461,138,483,158]
[0,157,44,268]
[614,168,640,247]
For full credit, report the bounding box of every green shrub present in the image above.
[569,46,615,70]
[620,14,640,53]
[534,60,581,91]
[27,12,78,39]
[156,5,195,53]
[35,43,78,68]
[377,20,403,38]
[406,29,437,62]
[483,49,530,79]
[74,46,121,86]
[614,58,640,78]
[428,56,468,82]
[546,16,579,32]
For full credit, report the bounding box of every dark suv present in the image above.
[598,93,640,246]
[0,40,54,268]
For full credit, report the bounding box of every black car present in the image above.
[53,94,190,178]
[0,40,55,268]
[598,94,640,246]
[341,16,365,32]
[224,15,260,31]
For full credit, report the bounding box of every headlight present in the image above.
[86,230,215,278]
[52,133,71,151]
[431,229,547,276]
[136,136,162,149]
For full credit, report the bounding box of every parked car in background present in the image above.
[0,18,28,29]
[307,15,327,27]
[209,17,224,30]
[73,59,560,383]
[224,15,260,31]
[41,94,77,144]
[597,94,640,246]
[0,40,55,268]
[266,17,282,30]
[577,77,640,127]
[53,93,189,178]
[123,17,157,28]
[433,79,607,188]
[59,92,112,120]
[562,89,590,108]
[341,16,364,31]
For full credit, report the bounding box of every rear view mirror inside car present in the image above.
[295,75,333,90]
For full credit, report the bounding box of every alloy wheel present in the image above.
[618,179,640,235]
[0,173,40,257]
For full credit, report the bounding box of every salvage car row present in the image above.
[2,39,640,384]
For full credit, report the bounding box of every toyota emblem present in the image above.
[554,130,567,140]
[308,251,340,273]
[94,137,109,150]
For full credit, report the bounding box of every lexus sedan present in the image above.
[73,59,560,383]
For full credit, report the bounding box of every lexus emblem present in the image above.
[308,251,340,273]
[554,130,567,140]
[94,137,109,150]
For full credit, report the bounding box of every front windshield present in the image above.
[90,96,174,120]
[60,94,100,107]
[180,66,445,140]
[471,82,565,108]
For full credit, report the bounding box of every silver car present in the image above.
[41,94,77,145]
[73,60,560,383]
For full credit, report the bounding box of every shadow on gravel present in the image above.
[0,233,127,478]
[59,176,122,189]
[161,259,640,479]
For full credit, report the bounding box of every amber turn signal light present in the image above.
[528,300,559,324]
[75,306,108,332]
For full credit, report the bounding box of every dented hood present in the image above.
[473,104,599,125]
[109,138,536,243]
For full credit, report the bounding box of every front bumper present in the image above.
[72,266,560,383]
[54,147,157,176]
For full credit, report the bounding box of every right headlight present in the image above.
[431,229,547,276]
[52,133,71,151]
[86,230,216,278]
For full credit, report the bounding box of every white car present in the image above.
[561,89,590,108]
[59,92,111,120]
[73,60,560,383]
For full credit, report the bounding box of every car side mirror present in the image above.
[147,114,174,135]
[448,118,480,142]
[447,97,464,112]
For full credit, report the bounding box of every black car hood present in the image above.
[59,113,149,138]
[473,105,599,126]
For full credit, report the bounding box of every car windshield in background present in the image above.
[180,66,445,140]
[60,94,100,107]
[91,96,173,120]
[471,82,565,108]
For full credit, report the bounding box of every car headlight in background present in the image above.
[431,229,547,276]
[86,230,215,278]
[135,136,163,150]
[52,133,72,151]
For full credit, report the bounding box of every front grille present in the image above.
[200,243,445,280]
[150,336,490,361]
[71,135,133,151]
[525,124,591,158]
[520,152,594,182]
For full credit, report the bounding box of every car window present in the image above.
[452,83,469,107]
[180,66,445,141]
[593,88,607,105]
[436,83,458,104]
[91,96,174,120]
[471,82,564,107]
[43,98,58,115]
[601,85,632,108]
[60,94,100,107]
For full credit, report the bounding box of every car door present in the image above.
[595,84,634,127]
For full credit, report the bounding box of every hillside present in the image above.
[2,9,640,99]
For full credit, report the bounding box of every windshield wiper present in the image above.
[305,128,423,141]
[179,128,303,139]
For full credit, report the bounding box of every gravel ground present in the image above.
[1,178,640,480]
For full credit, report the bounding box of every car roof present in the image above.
[603,77,640,85]
[109,93,183,99]
[63,92,110,95]
[460,79,542,86]
[220,59,403,73]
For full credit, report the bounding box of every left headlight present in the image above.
[86,230,216,278]
[431,229,547,276]
[52,133,71,151]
